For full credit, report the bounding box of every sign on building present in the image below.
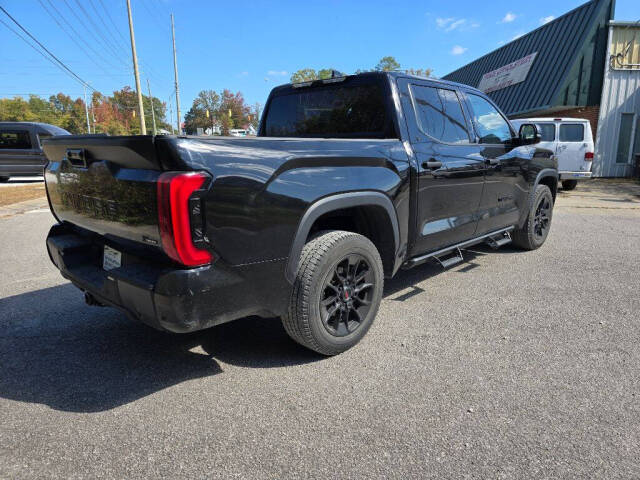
[478,52,538,93]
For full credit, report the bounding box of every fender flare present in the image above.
[285,191,400,284]
[519,168,558,228]
[533,168,559,200]
[534,168,559,188]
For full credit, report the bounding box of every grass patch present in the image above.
[0,184,47,207]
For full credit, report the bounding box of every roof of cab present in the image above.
[273,71,485,96]
[0,121,70,135]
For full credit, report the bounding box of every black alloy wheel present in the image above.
[320,254,375,337]
[282,230,384,356]
[512,184,554,250]
[533,195,552,240]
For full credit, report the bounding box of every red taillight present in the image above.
[157,171,212,267]
[584,152,594,160]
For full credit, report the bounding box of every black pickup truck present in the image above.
[43,72,557,355]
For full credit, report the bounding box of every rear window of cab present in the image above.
[262,77,396,139]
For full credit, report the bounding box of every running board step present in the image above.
[486,231,512,249]
[402,226,515,270]
[434,248,463,269]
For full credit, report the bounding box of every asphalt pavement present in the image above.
[0,183,639,479]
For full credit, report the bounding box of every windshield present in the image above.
[262,77,395,138]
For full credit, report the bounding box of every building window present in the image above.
[633,116,640,159]
[616,113,634,164]
[559,124,584,142]
[410,85,470,144]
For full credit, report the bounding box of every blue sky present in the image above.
[0,0,637,124]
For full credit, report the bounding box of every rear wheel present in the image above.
[282,230,384,356]
[562,180,578,191]
[513,184,554,250]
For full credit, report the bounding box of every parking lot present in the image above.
[1,180,639,479]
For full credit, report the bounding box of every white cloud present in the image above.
[501,12,516,23]
[436,17,454,28]
[450,45,468,55]
[447,19,466,31]
[267,70,288,76]
[239,71,249,77]
[540,15,555,25]
[436,17,478,32]
[511,32,525,41]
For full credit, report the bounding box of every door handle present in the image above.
[422,160,442,169]
[485,158,500,165]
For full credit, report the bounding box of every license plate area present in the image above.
[103,245,122,271]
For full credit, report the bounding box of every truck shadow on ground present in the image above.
[0,245,512,413]
[0,284,320,413]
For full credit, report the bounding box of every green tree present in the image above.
[375,56,401,71]
[290,68,318,83]
[290,68,336,83]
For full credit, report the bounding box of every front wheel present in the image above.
[561,180,578,191]
[512,184,554,250]
[0,177,9,183]
[282,230,384,356]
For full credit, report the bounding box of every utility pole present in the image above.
[146,78,157,135]
[171,13,181,134]
[168,96,175,134]
[127,0,146,134]
[83,85,91,134]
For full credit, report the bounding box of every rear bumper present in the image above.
[46,223,291,333]
[559,171,592,180]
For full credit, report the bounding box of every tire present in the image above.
[512,184,554,251]
[562,180,578,191]
[0,177,9,183]
[282,230,384,356]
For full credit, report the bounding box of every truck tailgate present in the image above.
[43,135,165,247]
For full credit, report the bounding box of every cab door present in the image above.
[462,92,531,235]
[397,79,485,255]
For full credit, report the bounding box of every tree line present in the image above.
[290,56,432,83]
[0,87,172,135]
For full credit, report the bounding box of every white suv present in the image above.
[511,118,594,190]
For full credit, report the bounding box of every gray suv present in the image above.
[0,122,70,182]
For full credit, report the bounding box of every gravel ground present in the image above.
[0,185,639,479]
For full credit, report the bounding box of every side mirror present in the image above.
[519,123,541,145]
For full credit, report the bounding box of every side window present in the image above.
[37,133,52,147]
[466,94,512,144]
[410,85,469,144]
[559,124,584,142]
[536,123,556,142]
[0,129,32,149]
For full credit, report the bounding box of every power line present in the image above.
[97,0,129,47]
[93,0,172,93]
[0,17,94,95]
[38,0,129,78]
[0,5,95,92]
[71,0,129,63]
